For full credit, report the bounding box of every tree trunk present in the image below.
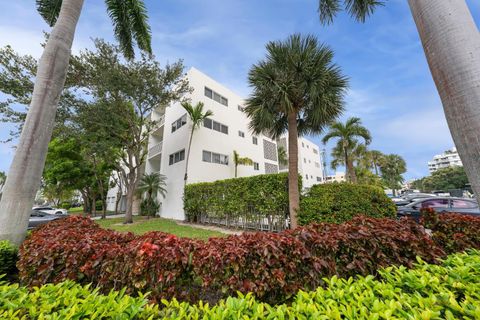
[287,112,299,229]
[114,190,122,214]
[124,170,137,224]
[235,164,238,178]
[91,194,97,217]
[184,128,195,188]
[408,0,480,200]
[0,0,84,246]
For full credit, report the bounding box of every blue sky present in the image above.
[0,0,479,180]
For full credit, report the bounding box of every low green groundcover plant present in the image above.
[2,250,480,319]
[299,183,397,224]
[0,240,17,280]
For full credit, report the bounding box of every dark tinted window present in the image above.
[421,199,449,208]
[203,118,212,129]
[204,87,213,98]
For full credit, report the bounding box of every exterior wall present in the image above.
[108,67,327,220]
[428,147,463,173]
[325,172,346,183]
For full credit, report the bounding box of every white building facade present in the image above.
[428,147,463,173]
[107,68,326,220]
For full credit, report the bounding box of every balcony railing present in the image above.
[151,115,165,134]
[148,141,163,158]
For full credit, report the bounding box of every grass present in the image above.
[95,216,225,241]
[68,207,118,217]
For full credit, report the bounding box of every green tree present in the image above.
[0,171,6,200]
[181,102,213,186]
[73,40,190,224]
[316,0,480,205]
[245,34,348,228]
[137,172,167,217]
[379,154,407,196]
[413,166,469,192]
[0,0,152,245]
[233,150,254,178]
[322,117,371,183]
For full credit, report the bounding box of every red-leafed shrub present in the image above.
[19,215,445,305]
[421,208,480,254]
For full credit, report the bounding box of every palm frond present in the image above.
[127,0,152,55]
[36,0,63,27]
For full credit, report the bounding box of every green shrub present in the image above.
[299,183,396,224]
[0,240,18,280]
[140,198,160,217]
[5,250,480,319]
[0,280,158,319]
[184,172,300,230]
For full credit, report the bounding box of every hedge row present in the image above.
[19,215,443,305]
[299,183,397,224]
[184,175,396,228]
[5,250,480,319]
[184,173,297,230]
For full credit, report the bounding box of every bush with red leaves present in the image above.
[19,215,445,304]
[421,208,480,254]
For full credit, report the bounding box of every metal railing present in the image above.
[148,141,163,158]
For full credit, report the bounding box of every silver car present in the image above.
[28,210,67,229]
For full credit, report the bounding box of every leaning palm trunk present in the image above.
[287,112,300,229]
[0,0,84,246]
[184,127,195,188]
[408,0,480,199]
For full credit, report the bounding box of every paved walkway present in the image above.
[90,213,125,220]
[177,222,243,235]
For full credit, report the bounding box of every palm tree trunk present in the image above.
[184,128,195,188]
[287,112,300,229]
[408,0,480,200]
[235,163,238,178]
[0,0,84,246]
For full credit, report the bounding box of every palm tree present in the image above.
[322,117,371,183]
[181,102,213,187]
[368,150,384,176]
[277,146,288,166]
[0,0,152,245]
[379,154,407,196]
[317,0,480,201]
[245,34,348,229]
[233,150,254,178]
[137,172,167,217]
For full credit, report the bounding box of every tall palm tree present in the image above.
[0,0,152,245]
[181,102,213,187]
[317,0,480,201]
[368,150,384,176]
[245,34,348,229]
[379,154,407,196]
[322,117,371,183]
[233,150,254,178]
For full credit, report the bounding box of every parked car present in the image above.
[28,210,67,229]
[394,193,438,206]
[397,197,480,220]
[32,206,68,215]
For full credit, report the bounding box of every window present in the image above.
[309,160,311,163]
[238,131,245,138]
[254,162,259,170]
[313,149,319,154]
[317,177,321,182]
[204,86,228,106]
[204,87,213,99]
[307,145,309,149]
[304,158,306,163]
[171,114,187,133]
[421,199,449,209]
[252,137,258,145]
[203,118,228,135]
[202,150,229,165]
[302,142,304,147]
[305,174,309,180]
[452,199,477,209]
[238,105,244,111]
[169,149,185,165]
[315,162,320,168]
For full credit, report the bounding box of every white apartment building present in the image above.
[107,67,325,220]
[427,147,463,173]
[325,172,347,183]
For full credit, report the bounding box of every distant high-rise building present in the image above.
[428,147,463,173]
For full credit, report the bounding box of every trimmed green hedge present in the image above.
[3,250,480,319]
[184,173,300,231]
[0,240,17,281]
[299,183,396,224]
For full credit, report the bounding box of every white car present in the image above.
[32,206,68,215]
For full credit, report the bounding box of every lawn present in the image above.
[95,216,225,240]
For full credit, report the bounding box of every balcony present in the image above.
[148,141,163,159]
[151,115,165,136]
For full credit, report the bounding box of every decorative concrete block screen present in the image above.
[265,162,279,174]
[184,173,301,231]
[263,139,278,161]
